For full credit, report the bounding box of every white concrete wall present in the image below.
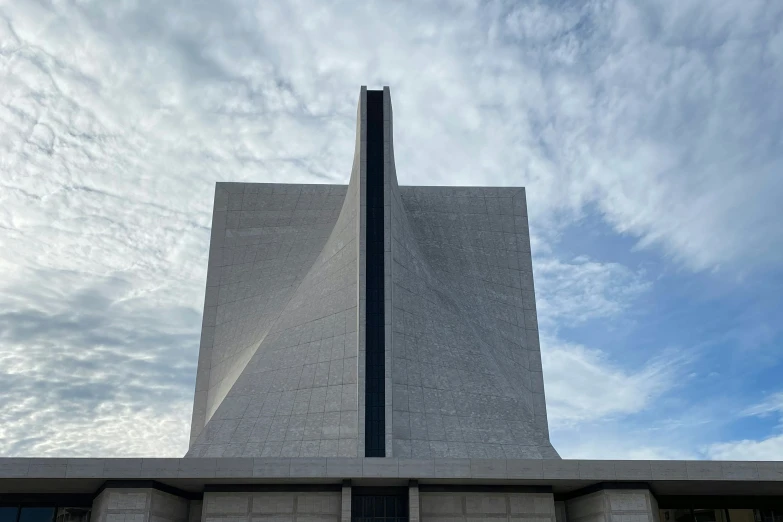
[202,492,342,522]
[390,183,558,458]
[566,490,656,522]
[420,492,555,522]
[190,182,348,448]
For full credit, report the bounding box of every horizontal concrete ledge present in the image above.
[0,458,780,481]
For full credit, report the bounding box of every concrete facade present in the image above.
[390,184,552,458]
[419,492,555,522]
[91,487,191,522]
[566,490,659,522]
[1,458,782,521]
[187,87,556,459]
[2,457,782,482]
[202,491,342,522]
[190,181,350,449]
[189,129,362,456]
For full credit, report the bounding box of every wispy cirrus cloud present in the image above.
[705,392,783,460]
[535,256,650,328]
[542,338,683,429]
[0,0,781,457]
[0,270,195,456]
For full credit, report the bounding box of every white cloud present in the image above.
[707,436,783,461]
[553,424,701,460]
[704,392,783,461]
[532,251,670,437]
[0,0,780,456]
[0,270,195,457]
[542,337,682,429]
[535,255,650,327]
[741,392,783,417]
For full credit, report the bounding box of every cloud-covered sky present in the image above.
[1,0,781,459]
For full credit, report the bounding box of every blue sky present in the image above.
[0,0,782,459]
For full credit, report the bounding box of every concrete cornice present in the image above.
[0,458,780,481]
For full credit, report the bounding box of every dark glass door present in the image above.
[352,493,408,522]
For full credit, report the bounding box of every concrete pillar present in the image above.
[566,489,657,522]
[341,481,352,522]
[555,501,567,522]
[189,500,203,522]
[91,487,189,522]
[408,481,420,522]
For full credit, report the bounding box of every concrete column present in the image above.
[555,501,567,522]
[341,481,352,522]
[92,487,189,522]
[408,481,420,522]
[566,489,657,522]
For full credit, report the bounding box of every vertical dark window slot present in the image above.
[365,90,385,457]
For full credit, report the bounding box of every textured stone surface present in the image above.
[409,482,420,522]
[91,488,189,522]
[341,483,352,522]
[390,182,555,458]
[190,181,348,447]
[1,457,783,484]
[6,457,783,481]
[202,492,341,522]
[420,492,555,522]
[566,490,657,522]
[187,87,556,458]
[188,91,365,458]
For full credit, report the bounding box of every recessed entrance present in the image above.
[352,488,408,522]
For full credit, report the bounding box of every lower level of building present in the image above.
[0,458,781,522]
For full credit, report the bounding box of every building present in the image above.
[0,88,781,522]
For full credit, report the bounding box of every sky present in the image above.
[0,0,782,460]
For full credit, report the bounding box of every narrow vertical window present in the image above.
[365,90,385,457]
